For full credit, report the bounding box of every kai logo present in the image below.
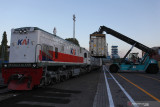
[71,49,76,55]
[18,39,29,45]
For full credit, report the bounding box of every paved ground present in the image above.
[0,65,160,107]
[104,65,160,107]
[0,69,101,107]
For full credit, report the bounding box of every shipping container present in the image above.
[89,34,107,58]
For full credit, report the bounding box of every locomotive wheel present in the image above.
[60,76,65,82]
[145,64,159,74]
[46,77,52,86]
[51,78,57,85]
[109,64,119,73]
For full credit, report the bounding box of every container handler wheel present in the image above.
[109,64,119,73]
[145,64,159,74]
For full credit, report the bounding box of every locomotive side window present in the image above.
[55,47,58,59]
[42,44,48,60]
[42,44,53,60]
[84,53,87,58]
[42,44,46,54]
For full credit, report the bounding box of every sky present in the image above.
[0,0,160,57]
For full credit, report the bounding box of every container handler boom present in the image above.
[94,26,155,55]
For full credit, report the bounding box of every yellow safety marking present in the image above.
[137,74,160,83]
[117,73,160,102]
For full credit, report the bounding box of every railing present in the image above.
[35,44,42,63]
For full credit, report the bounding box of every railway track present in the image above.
[0,78,12,94]
[0,84,7,88]
[0,88,12,94]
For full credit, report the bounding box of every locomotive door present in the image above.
[55,47,58,59]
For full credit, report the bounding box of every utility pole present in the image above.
[73,14,76,39]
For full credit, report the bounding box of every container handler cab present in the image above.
[93,26,159,74]
[128,53,139,63]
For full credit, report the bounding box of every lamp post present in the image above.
[73,14,76,39]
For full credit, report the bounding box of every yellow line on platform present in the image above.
[137,74,160,83]
[117,74,160,102]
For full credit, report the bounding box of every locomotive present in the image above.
[2,27,98,90]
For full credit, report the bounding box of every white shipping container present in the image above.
[89,34,107,58]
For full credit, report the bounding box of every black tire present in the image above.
[109,64,119,73]
[145,64,159,74]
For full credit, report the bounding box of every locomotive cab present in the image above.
[9,27,38,63]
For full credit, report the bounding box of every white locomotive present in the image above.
[9,27,90,64]
[2,27,94,90]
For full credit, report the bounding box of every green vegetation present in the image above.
[65,38,80,46]
[0,31,9,61]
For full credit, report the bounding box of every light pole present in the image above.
[73,14,76,39]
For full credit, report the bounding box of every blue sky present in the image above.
[0,0,160,57]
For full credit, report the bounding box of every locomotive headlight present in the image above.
[23,29,27,33]
[4,64,7,68]
[19,30,22,34]
[18,29,28,34]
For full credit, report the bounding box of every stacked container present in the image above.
[89,34,107,58]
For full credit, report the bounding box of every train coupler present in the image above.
[7,74,33,90]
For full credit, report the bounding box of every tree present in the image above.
[0,31,8,61]
[65,38,80,46]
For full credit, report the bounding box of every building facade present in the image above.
[111,45,120,59]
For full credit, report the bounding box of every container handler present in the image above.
[92,26,159,74]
